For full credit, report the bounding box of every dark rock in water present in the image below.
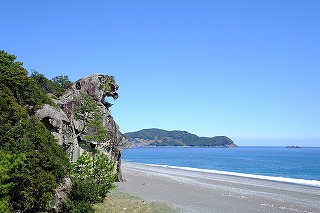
[286,145,301,148]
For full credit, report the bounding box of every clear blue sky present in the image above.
[1,1,320,146]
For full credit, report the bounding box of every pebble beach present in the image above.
[117,162,320,213]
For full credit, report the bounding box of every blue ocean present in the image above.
[122,146,320,187]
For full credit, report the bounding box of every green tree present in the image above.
[0,50,70,212]
[75,93,98,120]
[51,75,72,97]
[0,85,28,141]
[30,70,55,94]
[70,151,116,202]
[0,50,52,112]
[65,151,116,212]
[0,151,26,213]
[31,71,73,97]
[1,116,70,211]
[84,114,109,144]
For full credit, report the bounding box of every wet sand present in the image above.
[117,162,320,213]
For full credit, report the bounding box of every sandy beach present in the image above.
[117,162,320,213]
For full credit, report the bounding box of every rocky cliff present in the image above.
[36,74,125,181]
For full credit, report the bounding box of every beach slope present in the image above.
[117,162,320,213]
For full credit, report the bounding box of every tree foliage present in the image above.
[75,92,109,144]
[99,75,118,96]
[0,51,52,112]
[1,116,70,212]
[70,151,116,202]
[0,85,28,141]
[75,93,99,120]
[84,114,109,144]
[0,151,26,213]
[30,70,72,97]
[0,50,70,212]
[63,151,116,212]
[51,75,73,97]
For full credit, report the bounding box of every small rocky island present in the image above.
[124,128,237,148]
[286,145,301,148]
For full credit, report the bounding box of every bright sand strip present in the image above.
[117,162,320,213]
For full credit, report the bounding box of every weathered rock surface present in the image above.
[35,74,125,181]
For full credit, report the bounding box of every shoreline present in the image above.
[146,163,320,188]
[122,161,320,188]
[117,161,320,213]
[125,144,238,148]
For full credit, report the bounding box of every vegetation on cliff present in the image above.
[31,70,73,97]
[125,128,236,147]
[75,92,110,146]
[0,50,117,212]
[0,50,70,212]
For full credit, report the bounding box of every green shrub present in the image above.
[1,116,70,211]
[70,151,117,203]
[63,151,117,212]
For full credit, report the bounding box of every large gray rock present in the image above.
[36,74,124,181]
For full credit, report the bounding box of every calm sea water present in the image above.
[122,146,320,186]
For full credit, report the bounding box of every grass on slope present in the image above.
[94,189,180,213]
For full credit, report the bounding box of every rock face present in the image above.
[36,74,125,181]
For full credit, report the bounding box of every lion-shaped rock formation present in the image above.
[36,74,126,181]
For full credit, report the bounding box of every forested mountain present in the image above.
[124,128,237,147]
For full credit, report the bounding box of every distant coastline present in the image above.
[127,144,238,148]
[123,128,237,148]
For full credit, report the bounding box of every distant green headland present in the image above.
[124,128,237,148]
